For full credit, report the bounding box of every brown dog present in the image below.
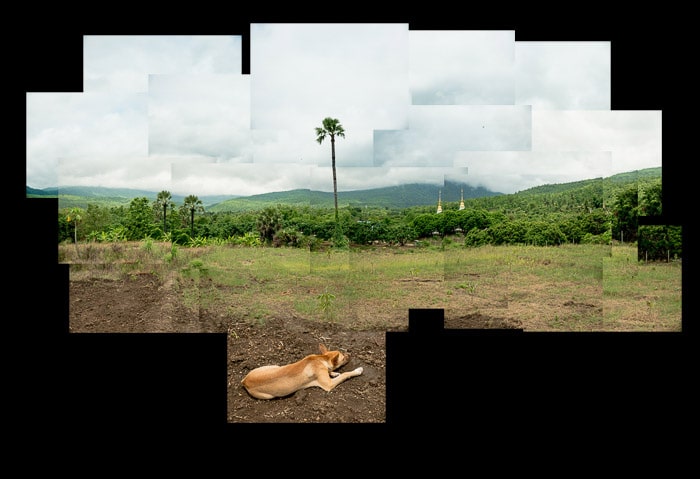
[241,344,363,400]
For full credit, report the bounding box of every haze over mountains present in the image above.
[26,167,661,212]
[26,181,502,211]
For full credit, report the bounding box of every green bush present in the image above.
[464,228,492,247]
[272,228,302,247]
[230,231,262,247]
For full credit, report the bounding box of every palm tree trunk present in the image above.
[331,137,338,222]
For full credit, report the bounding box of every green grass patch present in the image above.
[65,239,681,332]
[603,243,682,330]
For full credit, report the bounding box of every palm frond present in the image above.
[318,117,345,140]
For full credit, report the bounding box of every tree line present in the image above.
[58,177,679,260]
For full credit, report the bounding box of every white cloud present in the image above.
[250,23,410,169]
[410,30,515,105]
[532,110,662,173]
[26,29,661,198]
[516,42,611,110]
[83,35,242,93]
[314,165,453,193]
[171,161,317,197]
[251,23,409,128]
[148,74,252,160]
[454,151,612,194]
[27,92,148,189]
[374,105,531,167]
[57,154,173,191]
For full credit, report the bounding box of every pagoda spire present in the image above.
[436,189,442,214]
[459,188,465,210]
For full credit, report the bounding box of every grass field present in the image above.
[61,238,682,332]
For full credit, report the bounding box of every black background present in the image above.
[14,7,691,458]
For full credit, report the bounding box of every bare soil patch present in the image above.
[69,271,514,423]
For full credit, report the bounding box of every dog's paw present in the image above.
[354,367,363,375]
[330,371,340,377]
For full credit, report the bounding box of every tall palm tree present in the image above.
[155,190,174,235]
[182,194,204,238]
[315,117,345,223]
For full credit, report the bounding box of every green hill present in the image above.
[26,185,240,210]
[29,166,660,213]
[29,183,502,212]
[457,167,661,216]
[207,182,501,213]
[516,166,661,196]
[26,186,59,197]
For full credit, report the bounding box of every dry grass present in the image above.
[60,240,682,332]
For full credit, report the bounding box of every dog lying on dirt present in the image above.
[241,344,363,400]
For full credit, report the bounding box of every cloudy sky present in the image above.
[26,26,662,197]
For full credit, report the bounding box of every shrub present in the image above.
[230,232,262,247]
[298,234,322,251]
[464,228,492,247]
[272,228,302,247]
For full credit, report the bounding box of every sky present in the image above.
[25,26,662,198]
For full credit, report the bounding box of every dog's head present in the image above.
[319,343,350,370]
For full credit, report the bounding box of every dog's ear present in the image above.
[319,344,328,354]
[328,351,341,367]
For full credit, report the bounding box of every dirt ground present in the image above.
[69,271,517,424]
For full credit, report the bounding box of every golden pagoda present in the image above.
[436,190,442,214]
[459,188,465,210]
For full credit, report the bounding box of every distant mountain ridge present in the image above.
[208,182,501,212]
[26,182,503,211]
[26,186,59,196]
[26,185,239,209]
[26,166,661,211]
